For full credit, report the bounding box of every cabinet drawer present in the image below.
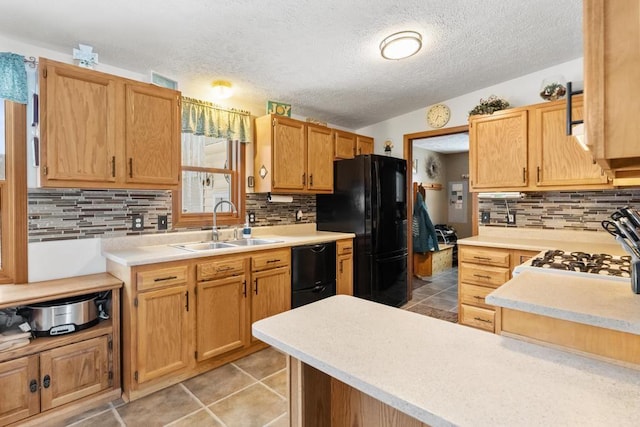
[459,262,509,288]
[137,266,188,291]
[337,239,353,255]
[459,283,495,310]
[252,249,290,272]
[460,304,495,332]
[459,247,510,267]
[197,258,247,281]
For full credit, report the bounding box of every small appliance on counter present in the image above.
[601,206,640,293]
[22,292,109,337]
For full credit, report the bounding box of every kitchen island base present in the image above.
[290,357,428,427]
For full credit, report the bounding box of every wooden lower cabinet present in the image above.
[109,248,291,401]
[136,285,190,383]
[336,239,354,295]
[0,355,39,426]
[458,245,538,333]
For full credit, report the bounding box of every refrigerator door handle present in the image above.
[372,160,382,248]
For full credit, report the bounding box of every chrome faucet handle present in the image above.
[212,227,219,241]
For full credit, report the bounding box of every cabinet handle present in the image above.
[536,166,541,183]
[154,275,178,282]
[339,260,343,273]
[129,158,133,178]
[358,147,362,155]
[302,173,306,186]
[29,379,38,393]
[254,279,258,295]
[43,375,51,389]
[111,156,116,177]
[473,274,491,280]
[474,317,493,324]
[473,295,484,300]
[185,291,189,311]
[266,259,281,264]
[522,167,526,183]
[310,174,313,186]
[243,280,247,297]
[472,256,491,261]
[216,266,232,272]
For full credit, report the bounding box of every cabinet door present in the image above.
[39,336,110,411]
[334,130,356,159]
[272,117,306,191]
[0,355,39,425]
[337,253,353,295]
[470,110,528,189]
[125,83,180,186]
[196,275,248,361]
[136,285,190,383]
[40,58,117,184]
[356,135,374,155]
[307,125,334,192]
[251,266,290,342]
[534,99,608,186]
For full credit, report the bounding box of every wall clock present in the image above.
[426,103,451,129]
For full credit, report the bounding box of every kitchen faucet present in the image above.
[212,200,238,241]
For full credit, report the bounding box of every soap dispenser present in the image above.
[243,215,252,239]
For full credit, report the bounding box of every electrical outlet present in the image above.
[132,214,144,231]
[506,213,516,224]
[481,211,491,224]
[158,215,168,230]
[248,212,256,224]
[295,210,303,221]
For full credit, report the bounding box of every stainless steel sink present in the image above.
[171,242,236,252]
[225,238,283,246]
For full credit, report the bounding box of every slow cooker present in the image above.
[25,293,99,337]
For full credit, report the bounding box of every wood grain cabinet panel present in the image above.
[40,58,117,184]
[0,355,39,426]
[39,336,110,411]
[336,239,354,295]
[251,266,290,343]
[356,135,374,156]
[307,125,334,192]
[271,116,307,192]
[196,275,248,361]
[334,130,356,159]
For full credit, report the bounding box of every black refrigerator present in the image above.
[317,155,407,307]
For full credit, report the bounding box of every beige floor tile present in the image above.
[262,369,288,398]
[183,363,256,405]
[209,383,286,427]
[68,409,121,427]
[233,347,286,380]
[166,409,223,427]
[60,403,112,426]
[266,413,289,427]
[116,384,200,427]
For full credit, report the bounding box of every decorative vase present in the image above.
[540,75,567,101]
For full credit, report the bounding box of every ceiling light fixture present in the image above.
[211,80,233,99]
[379,31,422,60]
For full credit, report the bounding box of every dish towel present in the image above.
[413,192,440,253]
[0,52,28,104]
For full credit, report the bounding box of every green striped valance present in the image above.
[181,97,251,143]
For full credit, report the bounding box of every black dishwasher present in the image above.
[291,242,336,308]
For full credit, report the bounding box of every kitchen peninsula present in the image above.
[253,295,640,426]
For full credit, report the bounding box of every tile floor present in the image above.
[62,267,459,427]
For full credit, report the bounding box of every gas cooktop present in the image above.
[515,249,631,283]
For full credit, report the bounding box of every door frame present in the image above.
[403,125,472,300]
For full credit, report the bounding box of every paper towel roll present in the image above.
[267,194,293,203]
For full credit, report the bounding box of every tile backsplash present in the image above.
[478,189,640,232]
[27,189,316,242]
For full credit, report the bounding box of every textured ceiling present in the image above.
[0,0,583,129]
[414,132,469,154]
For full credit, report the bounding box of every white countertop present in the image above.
[253,295,640,427]
[102,229,354,266]
[487,269,640,334]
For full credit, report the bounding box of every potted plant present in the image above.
[539,82,567,101]
[469,95,510,116]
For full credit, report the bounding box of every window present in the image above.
[0,100,28,284]
[172,133,245,228]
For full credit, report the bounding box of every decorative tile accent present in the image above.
[27,189,316,242]
[478,189,640,233]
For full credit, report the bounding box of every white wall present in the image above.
[356,58,583,155]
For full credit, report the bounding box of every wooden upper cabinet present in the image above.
[356,135,374,156]
[40,58,117,184]
[532,97,609,187]
[39,57,180,189]
[584,0,640,183]
[307,124,334,192]
[470,109,528,190]
[254,115,333,194]
[124,83,180,185]
[334,130,356,159]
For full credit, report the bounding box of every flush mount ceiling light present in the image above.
[379,31,422,60]
[211,80,233,99]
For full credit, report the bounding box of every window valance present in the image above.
[181,97,251,143]
[0,52,28,104]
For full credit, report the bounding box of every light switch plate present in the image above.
[481,211,490,224]
[158,215,168,230]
